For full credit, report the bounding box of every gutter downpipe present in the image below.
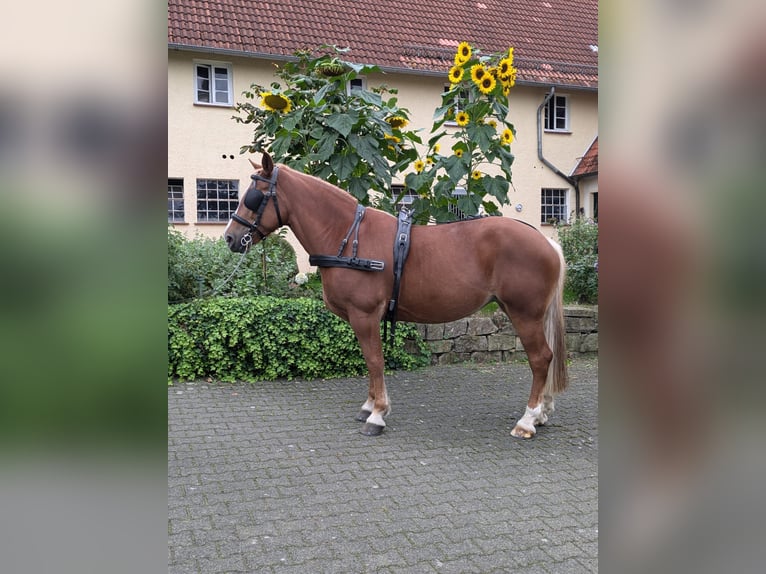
[537,87,580,219]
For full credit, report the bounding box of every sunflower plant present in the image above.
[234,45,421,205]
[404,42,518,223]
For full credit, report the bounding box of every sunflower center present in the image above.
[264,94,289,110]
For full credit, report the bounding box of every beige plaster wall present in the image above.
[168,50,597,271]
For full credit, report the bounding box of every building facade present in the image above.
[168,0,598,271]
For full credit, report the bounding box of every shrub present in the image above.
[557,217,598,304]
[168,228,303,303]
[168,296,430,382]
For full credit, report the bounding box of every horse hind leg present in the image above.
[505,313,554,439]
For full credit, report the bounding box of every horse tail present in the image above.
[544,237,569,395]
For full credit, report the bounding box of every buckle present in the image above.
[369,260,385,271]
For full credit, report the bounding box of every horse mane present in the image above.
[278,163,359,207]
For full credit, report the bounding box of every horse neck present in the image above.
[279,167,360,255]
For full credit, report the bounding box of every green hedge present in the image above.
[558,217,598,304]
[168,296,430,382]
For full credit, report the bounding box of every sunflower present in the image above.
[486,118,498,129]
[478,74,496,95]
[471,170,482,180]
[456,111,470,126]
[448,65,464,84]
[470,64,487,85]
[387,115,409,129]
[502,84,511,97]
[261,92,292,113]
[501,128,514,145]
[433,143,441,154]
[455,149,464,158]
[426,157,434,166]
[504,66,517,88]
[413,159,425,173]
[384,134,401,144]
[455,41,472,65]
[498,57,512,77]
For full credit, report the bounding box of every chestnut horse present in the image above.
[224,152,568,438]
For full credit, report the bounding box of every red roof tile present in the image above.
[572,136,598,177]
[168,0,598,89]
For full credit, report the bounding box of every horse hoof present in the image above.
[355,409,372,422]
[360,423,385,436]
[511,425,535,439]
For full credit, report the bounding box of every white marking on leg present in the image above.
[542,394,555,419]
[516,404,544,433]
[366,410,386,427]
[361,399,374,413]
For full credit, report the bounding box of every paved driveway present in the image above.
[168,358,598,573]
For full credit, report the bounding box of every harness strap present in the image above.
[309,255,385,271]
[309,204,386,272]
[384,207,413,345]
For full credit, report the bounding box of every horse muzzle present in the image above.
[225,231,252,253]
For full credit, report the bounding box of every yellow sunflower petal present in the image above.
[455,42,472,64]
[478,75,496,95]
[448,65,464,84]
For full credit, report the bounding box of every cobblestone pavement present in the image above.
[168,358,598,573]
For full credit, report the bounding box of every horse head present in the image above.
[224,152,285,252]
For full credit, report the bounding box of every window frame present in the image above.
[540,188,570,225]
[193,61,234,107]
[443,85,470,127]
[391,184,416,210]
[346,77,367,95]
[168,178,185,223]
[195,178,240,223]
[544,94,570,132]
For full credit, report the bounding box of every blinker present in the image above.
[244,188,264,211]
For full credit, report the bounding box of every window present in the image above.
[168,178,184,222]
[449,186,469,220]
[346,77,366,95]
[592,192,598,222]
[541,188,569,224]
[392,184,416,210]
[196,179,239,222]
[194,62,233,106]
[444,85,469,125]
[544,94,569,132]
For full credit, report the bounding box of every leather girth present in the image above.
[384,207,413,344]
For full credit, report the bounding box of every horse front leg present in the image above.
[348,313,389,436]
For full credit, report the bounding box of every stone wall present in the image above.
[414,306,598,365]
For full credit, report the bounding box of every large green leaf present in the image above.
[443,155,468,182]
[355,90,382,107]
[466,122,496,156]
[270,131,293,160]
[330,151,359,181]
[326,112,357,138]
[312,82,334,104]
[312,134,337,162]
[485,175,509,203]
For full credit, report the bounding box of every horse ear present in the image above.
[248,158,262,170]
[261,152,274,176]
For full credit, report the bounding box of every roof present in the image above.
[572,136,598,178]
[168,0,598,89]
